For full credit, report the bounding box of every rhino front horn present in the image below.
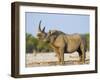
[38,20,42,31]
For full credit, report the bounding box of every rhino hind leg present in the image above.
[77,45,85,64]
[81,43,85,64]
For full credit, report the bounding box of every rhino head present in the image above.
[37,21,47,40]
[43,30,58,43]
[37,21,59,43]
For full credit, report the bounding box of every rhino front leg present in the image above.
[54,48,61,64]
[50,44,61,64]
[59,48,64,65]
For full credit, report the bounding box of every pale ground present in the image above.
[26,51,89,67]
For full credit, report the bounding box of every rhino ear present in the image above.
[49,30,56,35]
[38,21,42,31]
[49,30,53,35]
[42,26,45,32]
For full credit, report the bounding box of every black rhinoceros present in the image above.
[37,21,87,65]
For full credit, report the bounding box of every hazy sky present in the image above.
[25,12,89,37]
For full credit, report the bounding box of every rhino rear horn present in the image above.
[42,26,45,32]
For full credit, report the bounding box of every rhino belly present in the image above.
[64,42,80,53]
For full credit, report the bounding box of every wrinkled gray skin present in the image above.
[37,21,87,65]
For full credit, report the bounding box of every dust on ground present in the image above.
[26,51,89,67]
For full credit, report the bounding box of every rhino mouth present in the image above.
[43,39,50,43]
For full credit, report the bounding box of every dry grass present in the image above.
[26,51,89,67]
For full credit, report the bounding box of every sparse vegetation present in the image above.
[85,33,89,51]
[26,33,53,53]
